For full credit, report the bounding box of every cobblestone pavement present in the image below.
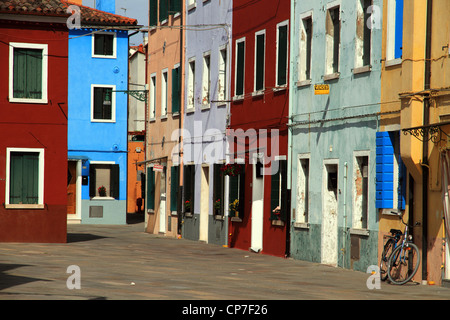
[0,219,449,301]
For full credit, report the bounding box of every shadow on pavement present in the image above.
[66,233,108,243]
[0,263,50,291]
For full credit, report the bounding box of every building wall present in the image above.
[145,1,184,237]
[0,21,68,242]
[181,0,232,245]
[289,0,382,270]
[68,28,129,225]
[228,0,290,257]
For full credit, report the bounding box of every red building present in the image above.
[0,1,69,242]
[228,0,290,257]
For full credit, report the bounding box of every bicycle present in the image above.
[387,214,420,285]
[380,228,402,281]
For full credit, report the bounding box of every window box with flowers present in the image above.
[184,200,193,217]
[220,163,242,177]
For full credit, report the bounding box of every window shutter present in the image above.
[147,168,155,210]
[110,164,120,199]
[89,164,96,198]
[280,160,288,221]
[395,0,403,59]
[13,49,42,99]
[170,166,179,212]
[94,34,104,55]
[103,88,113,120]
[255,34,265,91]
[277,24,288,86]
[159,0,168,22]
[150,0,158,26]
[375,132,394,208]
[398,156,407,210]
[93,88,103,119]
[236,41,245,96]
[172,67,180,114]
[169,0,181,14]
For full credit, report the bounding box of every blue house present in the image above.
[66,0,138,224]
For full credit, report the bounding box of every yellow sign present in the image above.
[314,84,330,95]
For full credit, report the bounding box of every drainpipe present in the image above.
[422,0,433,283]
[177,4,184,236]
[342,162,348,269]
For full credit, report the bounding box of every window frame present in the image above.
[187,57,196,112]
[324,2,341,78]
[5,147,45,209]
[352,151,370,231]
[89,161,120,200]
[149,73,157,121]
[92,31,117,59]
[386,0,403,63]
[161,68,168,118]
[217,45,228,104]
[202,51,211,109]
[91,84,116,123]
[354,0,373,72]
[275,20,289,88]
[9,42,48,104]
[295,154,310,227]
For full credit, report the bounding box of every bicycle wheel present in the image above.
[380,239,395,281]
[387,243,420,285]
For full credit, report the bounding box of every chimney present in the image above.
[70,0,82,5]
[95,0,115,14]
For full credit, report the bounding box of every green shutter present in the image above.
[169,0,181,14]
[93,88,103,119]
[236,42,245,96]
[159,0,168,22]
[150,0,158,26]
[170,166,179,212]
[277,25,288,86]
[10,152,39,204]
[172,67,180,114]
[89,164,96,198]
[13,48,42,99]
[255,33,265,91]
[270,161,280,220]
[110,164,120,199]
[147,168,155,210]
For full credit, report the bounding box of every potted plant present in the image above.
[220,163,241,177]
[185,200,191,213]
[98,185,107,197]
[229,199,239,217]
[214,199,221,215]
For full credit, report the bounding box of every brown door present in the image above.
[67,161,77,215]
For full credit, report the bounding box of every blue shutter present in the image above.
[376,132,394,208]
[395,0,403,59]
[398,156,407,210]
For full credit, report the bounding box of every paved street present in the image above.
[0,217,449,301]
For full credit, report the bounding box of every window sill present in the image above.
[9,98,48,104]
[91,197,115,201]
[201,104,210,110]
[91,119,116,123]
[385,58,402,68]
[349,228,370,237]
[92,54,116,59]
[4,204,45,210]
[186,107,195,114]
[232,95,244,102]
[352,65,371,75]
[296,79,311,88]
[149,117,156,123]
[214,215,225,221]
[293,222,310,229]
[230,217,242,222]
[323,72,340,81]
[160,115,168,120]
[273,85,287,92]
[271,219,285,226]
[252,90,264,97]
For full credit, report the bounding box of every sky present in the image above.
[83,0,148,46]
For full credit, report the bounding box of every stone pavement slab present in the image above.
[0,222,449,301]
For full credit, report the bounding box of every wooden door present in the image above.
[67,161,77,215]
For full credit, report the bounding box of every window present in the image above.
[184,164,195,214]
[213,164,225,216]
[150,0,158,26]
[228,164,245,219]
[386,0,403,61]
[235,38,245,97]
[91,85,116,122]
[169,0,181,15]
[202,52,211,108]
[159,0,168,23]
[355,0,372,69]
[217,46,228,103]
[6,148,44,208]
[172,65,181,114]
[254,30,266,93]
[296,156,310,224]
[353,154,369,229]
[325,5,340,75]
[376,131,406,211]
[276,21,289,87]
[170,165,179,212]
[188,0,196,9]
[150,73,156,119]
[161,69,168,117]
[299,13,313,82]
[187,58,195,111]
[147,167,155,211]
[9,42,48,104]
[93,32,116,58]
[89,163,120,199]
[270,160,287,222]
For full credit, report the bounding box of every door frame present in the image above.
[251,153,264,253]
[67,160,82,224]
[200,164,210,242]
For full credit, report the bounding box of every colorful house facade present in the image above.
[181,0,232,245]
[0,0,69,242]
[228,0,290,257]
[145,0,183,237]
[289,0,382,270]
[65,0,137,224]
